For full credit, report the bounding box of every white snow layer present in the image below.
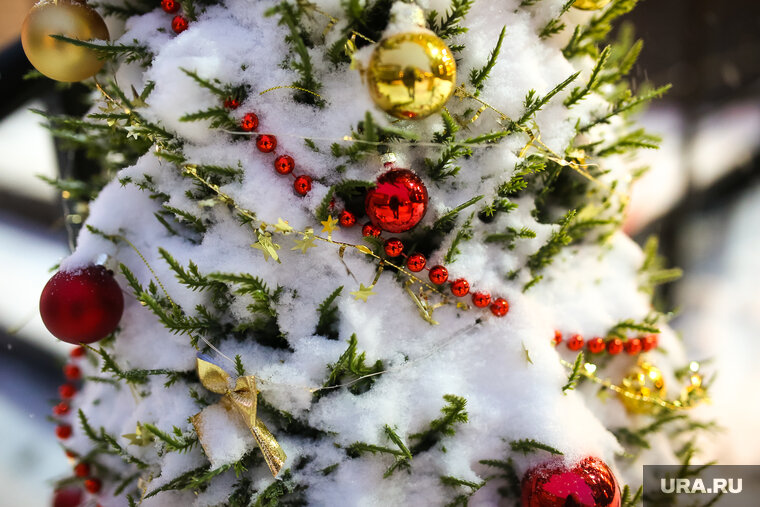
[57,0,697,505]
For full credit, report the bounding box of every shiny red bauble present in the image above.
[567,334,584,351]
[364,168,428,233]
[406,253,426,272]
[587,337,605,354]
[383,238,404,257]
[624,338,642,355]
[171,15,188,34]
[52,487,83,507]
[490,298,509,317]
[428,265,448,285]
[450,278,469,297]
[240,112,259,132]
[642,334,658,352]
[293,175,312,196]
[256,134,277,153]
[84,478,102,494]
[362,222,382,238]
[40,265,124,344]
[338,210,356,227]
[472,291,491,308]
[607,338,623,355]
[161,0,180,13]
[274,155,295,175]
[521,456,621,507]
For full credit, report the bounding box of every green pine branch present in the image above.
[321,334,383,396]
[315,286,343,339]
[434,196,484,232]
[539,0,574,39]
[426,0,474,52]
[518,72,580,125]
[564,46,611,107]
[469,26,506,95]
[510,438,564,455]
[563,0,640,59]
[142,424,198,453]
[444,214,474,264]
[606,318,660,339]
[562,352,584,393]
[580,84,671,132]
[49,35,151,64]
[409,394,468,455]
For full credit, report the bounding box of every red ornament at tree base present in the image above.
[40,265,124,344]
[365,168,428,233]
[522,456,621,507]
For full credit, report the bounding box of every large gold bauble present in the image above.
[21,0,110,82]
[620,361,667,414]
[367,31,457,120]
[573,0,612,10]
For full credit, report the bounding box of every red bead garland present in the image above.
[607,338,623,355]
[553,330,563,346]
[428,265,448,285]
[567,334,584,351]
[274,155,295,175]
[56,424,72,440]
[74,463,90,478]
[490,298,509,317]
[70,346,86,358]
[64,364,81,381]
[472,291,491,308]
[362,222,382,238]
[450,278,470,297]
[294,175,312,196]
[171,15,188,34]
[624,337,642,355]
[53,402,70,416]
[223,97,240,110]
[406,253,426,272]
[161,0,180,13]
[338,210,356,227]
[587,337,605,354]
[84,478,102,494]
[59,383,77,399]
[256,134,277,153]
[642,334,658,352]
[554,331,659,357]
[240,112,259,132]
[384,238,404,257]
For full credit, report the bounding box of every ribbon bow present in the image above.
[191,355,286,477]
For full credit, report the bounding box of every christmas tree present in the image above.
[26,0,712,505]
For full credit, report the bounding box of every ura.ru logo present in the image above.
[661,478,742,494]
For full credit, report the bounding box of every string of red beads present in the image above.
[161,0,189,34]
[238,111,314,196]
[553,331,659,356]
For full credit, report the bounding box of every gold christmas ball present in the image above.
[573,0,612,10]
[21,0,109,82]
[619,361,666,414]
[367,31,457,120]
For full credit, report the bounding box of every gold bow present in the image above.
[191,356,286,477]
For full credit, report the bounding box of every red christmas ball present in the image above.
[293,175,312,196]
[56,424,72,440]
[606,338,623,355]
[522,456,620,507]
[53,487,83,507]
[59,383,77,399]
[161,0,180,14]
[74,463,90,478]
[553,330,563,346]
[490,298,509,317]
[624,338,642,355]
[428,265,448,285]
[567,334,584,351]
[472,291,491,308]
[362,222,382,238]
[171,15,188,34]
[587,337,606,354]
[53,402,70,416]
[40,265,124,344]
[450,278,469,297]
[406,253,426,272]
[365,168,428,233]
[84,478,102,494]
[70,346,86,358]
[223,97,240,110]
[383,238,404,257]
[256,134,277,153]
[338,210,356,227]
[63,363,82,381]
[240,112,259,132]
[274,155,295,175]
[642,334,658,352]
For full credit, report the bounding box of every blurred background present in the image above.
[1,0,759,505]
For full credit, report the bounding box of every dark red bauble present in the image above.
[161,0,180,14]
[74,463,90,478]
[472,291,491,308]
[624,338,642,355]
[364,168,428,233]
[171,15,188,34]
[53,402,70,416]
[587,337,606,354]
[553,330,563,346]
[642,334,658,352]
[293,175,312,196]
[40,265,124,344]
[362,222,382,238]
[84,478,102,494]
[53,487,83,507]
[63,364,81,381]
[567,334,584,351]
[240,112,259,132]
[428,265,448,285]
[56,424,72,440]
[338,210,356,227]
[521,456,621,507]
[59,383,76,399]
[256,134,277,153]
[383,238,404,257]
[606,338,623,355]
[450,278,469,297]
[406,253,426,272]
[274,155,295,175]
[490,298,509,317]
